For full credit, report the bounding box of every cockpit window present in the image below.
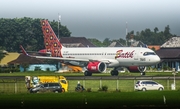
[143,52,156,56]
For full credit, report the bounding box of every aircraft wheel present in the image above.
[110,70,114,76]
[141,72,146,76]
[84,71,88,76]
[111,70,119,76]
[143,72,146,75]
[88,72,92,76]
[114,70,119,76]
[84,71,92,76]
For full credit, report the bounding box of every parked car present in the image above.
[135,80,164,91]
[29,83,63,93]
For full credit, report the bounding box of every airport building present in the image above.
[155,36,180,71]
[60,37,96,47]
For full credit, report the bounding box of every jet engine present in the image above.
[87,61,106,73]
[127,66,146,75]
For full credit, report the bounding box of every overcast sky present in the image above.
[1,0,180,41]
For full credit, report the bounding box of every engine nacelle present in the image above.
[127,66,146,73]
[87,61,106,73]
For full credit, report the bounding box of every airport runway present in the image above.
[0,76,180,80]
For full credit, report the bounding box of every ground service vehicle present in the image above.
[25,76,68,92]
[135,80,164,91]
[29,83,63,93]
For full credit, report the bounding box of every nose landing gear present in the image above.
[138,66,146,76]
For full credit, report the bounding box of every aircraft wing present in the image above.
[20,45,112,64]
[33,55,112,64]
[33,55,90,62]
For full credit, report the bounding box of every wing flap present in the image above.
[34,56,89,62]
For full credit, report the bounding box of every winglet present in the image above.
[20,45,28,56]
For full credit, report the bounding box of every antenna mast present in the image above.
[58,14,61,39]
[126,22,128,46]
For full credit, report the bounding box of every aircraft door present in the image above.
[102,52,107,58]
[133,50,139,62]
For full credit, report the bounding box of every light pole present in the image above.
[58,14,61,39]
[125,22,128,47]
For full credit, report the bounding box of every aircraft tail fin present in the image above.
[41,20,63,57]
[20,45,29,56]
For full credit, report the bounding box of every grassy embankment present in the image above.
[0,91,180,108]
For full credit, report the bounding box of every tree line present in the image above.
[0,17,71,52]
[0,17,177,52]
[89,25,176,47]
[126,25,176,45]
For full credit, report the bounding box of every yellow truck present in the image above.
[25,76,68,92]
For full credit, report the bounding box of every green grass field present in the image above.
[0,71,180,93]
[0,71,180,108]
[1,78,180,93]
[0,91,180,108]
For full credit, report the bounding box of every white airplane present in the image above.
[21,20,161,76]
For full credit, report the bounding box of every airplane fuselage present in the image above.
[59,47,160,68]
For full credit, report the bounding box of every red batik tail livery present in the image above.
[41,20,63,57]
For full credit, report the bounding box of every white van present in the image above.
[135,80,164,91]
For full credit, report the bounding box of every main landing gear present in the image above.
[110,67,119,76]
[84,71,92,76]
[141,72,146,76]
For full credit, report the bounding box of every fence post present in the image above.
[14,79,17,94]
[134,77,136,91]
[100,77,102,89]
[167,77,169,90]
[116,79,119,90]
[83,78,85,88]
[134,80,136,91]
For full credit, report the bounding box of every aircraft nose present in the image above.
[155,56,161,63]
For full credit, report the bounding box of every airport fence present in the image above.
[0,76,180,93]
